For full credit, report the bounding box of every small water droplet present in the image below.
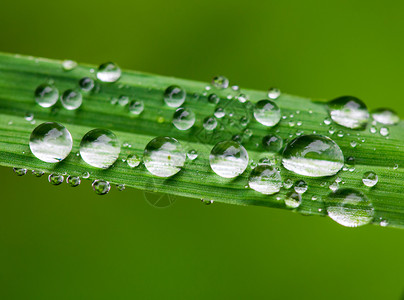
[79,129,121,169]
[117,95,129,106]
[31,170,44,177]
[248,165,282,195]
[283,178,293,189]
[127,154,141,168]
[128,100,144,115]
[48,174,64,185]
[13,168,27,176]
[208,93,220,104]
[172,107,195,130]
[79,77,95,92]
[337,130,344,137]
[29,122,73,163]
[201,199,214,205]
[117,184,126,191]
[143,137,186,177]
[350,140,357,148]
[326,189,374,227]
[62,60,77,71]
[380,127,389,137]
[214,107,225,118]
[362,171,378,187]
[203,116,217,131]
[294,180,308,194]
[61,89,82,110]
[82,171,90,179]
[237,93,248,103]
[209,141,249,178]
[97,62,121,82]
[324,118,331,125]
[372,108,399,125]
[328,96,369,129]
[67,175,81,187]
[268,87,281,100]
[92,180,111,195]
[284,191,301,208]
[253,99,281,127]
[35,84,59,108]
[212,75,229,89]
[187,149,198,161]
[262,134,283,153]
[163,85,186,108]
[25,113,34,122]
[282,134,344,177]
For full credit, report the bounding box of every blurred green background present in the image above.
[1,0,404,299]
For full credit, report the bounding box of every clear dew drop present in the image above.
[212,75,229,89]
[82,171,90,179]
[164,85,186,108]
[201,199,214,205]
[172,107,195,130]
[143,136,186,177]
[29,122,73,163]
[61,89,82,110]
[284,191,301,208]
[128,100,144,115]
[79,77,95,92]
[92,180,111,195]
[380,127,389,137]
[126,154,141,168]
[282,134,344,177]
[267,87,281,100]
[25,113,34,122]
[79,129,121,169]
[371,108,399,125]
[328,96,369,129]
[294,180,308,194]
[208,93,220,104]
[262,134,283,153]
[67,175,81,187]
[96,62,121,82]
[326,189,374,227]
[32,170,44,177]
[283,178,293,189]
[62,60,77,71]
[35,83,59,108]
[253,99,281,127]
[248,165,282,195]
[209,141,249,178]
[117,95,129,106]
[48,174,64,185]
[117,184,126,191]
[362,171,378,187]
[187,149,198,161]
[13,168,27,176]
[214,107,225,118]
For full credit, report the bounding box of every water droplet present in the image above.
[48,174,64,185]
[394,164,399,170]
[92,180,111,195]
[326,189,374,227]
[283,178,293,189]
[337,130,344,138]
[208,93,220,104]
[25,113,34,122]
[370,126,377,134]
[31,170,44,177]
[294,180,308,194]
[350,140,357,148]
[253,99,281,127]
[201,199,214,205]
[212,75,229,89]
[187,149,198,161]
[262,134,283,153]
[282,134,344,177]
[13,168,27,176]
[117,184,126,191]
[328,96,369,129]
[380,127,389,136]
[61,89,82,110]
[203,116,217,131]
[127,154,141,168]
[284,191,301,208]
[29,122,73,163]
[67,175,81,187]
[35,84,59,108]
[82,171,90,179]
[362,171,378,187]
[79,77,95,92]
[268,87,281,100]
[214,107,225,118]
[209,141,249,178]
[164,85,186,107]
[329,182,339,192]
[117,95,129,106]
[237,94,248,103]
[143,136,186,177]
[96,62,121,82]
[248,165,282,195]
[372,108,399,125]
[324,118,331,125]
[62,60,77,71]
[79,129,121,169]
[128,100,144,115]
[172,107,195,130]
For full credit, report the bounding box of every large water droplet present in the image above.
[172,107,195,130]
[143,136,186,177]
[79,129,121,169]
[96,62,121,82]
[35,84,59,108]
[164,85,186,107]
[248,165,282,195]
[61,89,82,110]
[92,180,111,195]
[326,189,374,227]
[362,171,378,187]
[209,141,249,178]
[253,100,281,127]
[371,108,399,125]
[328,96,369,129]
[282,134,344,177]
[29,122,73,163]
